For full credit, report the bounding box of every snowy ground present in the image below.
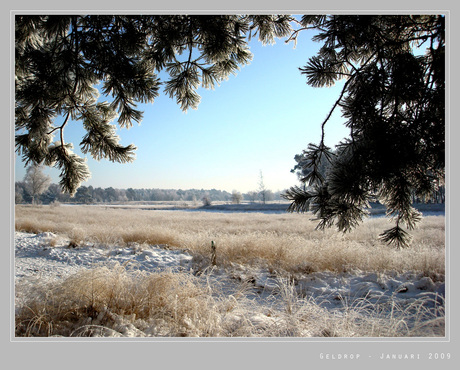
[15,232,193,283]
[14,231,445,337]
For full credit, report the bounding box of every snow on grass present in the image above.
[15,231,193,281]
[14,231,445,338]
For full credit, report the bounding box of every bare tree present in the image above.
[24,164,51,204]
[265,189,275,202]
[247,191,258,203]
[202,194,212,207]
[258,170,268,204]
[15,183,24,204]
[231,190,243,204]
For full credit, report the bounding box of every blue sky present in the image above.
[15,26,350,193]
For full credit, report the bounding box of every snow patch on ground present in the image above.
[15,231,193,284]
[221,262,445,310]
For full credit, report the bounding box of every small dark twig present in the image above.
[211,241,216,266]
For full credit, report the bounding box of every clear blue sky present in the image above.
[15,25,350,193]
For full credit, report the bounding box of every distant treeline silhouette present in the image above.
[15,182,285,205]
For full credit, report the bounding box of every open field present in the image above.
[14,204,446,337]
[15,204,445,275]
[52,200,446,216]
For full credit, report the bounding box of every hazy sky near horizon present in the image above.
[15,24,350,193]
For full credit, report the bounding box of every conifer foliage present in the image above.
[15,15,292,195]
[282,15,445,247]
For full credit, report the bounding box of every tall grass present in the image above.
[15,205,445,275]
[15,264,444,337]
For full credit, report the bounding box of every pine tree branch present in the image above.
[281,185,312,213]
[318,77,351,148]
[379,225,412,248]
[285,25,318,45]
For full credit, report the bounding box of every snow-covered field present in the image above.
[14,231,446,337]
[15,231,193,283]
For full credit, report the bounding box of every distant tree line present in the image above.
[15,177,443,206]
[15,181,283,205]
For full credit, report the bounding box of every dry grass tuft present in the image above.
[16,265,221,337]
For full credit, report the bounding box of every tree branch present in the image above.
[59,112,70,147]
[319,77,351,147]
[285,25,318,45]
